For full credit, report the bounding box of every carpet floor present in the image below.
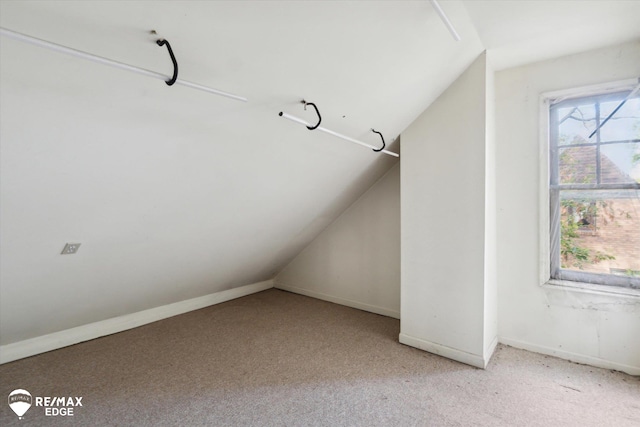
[1,289,638,426]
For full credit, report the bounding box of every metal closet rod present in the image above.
[279,112,400,158]
[0,27,248,103]
[429,0,461,41]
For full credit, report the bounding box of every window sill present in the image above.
[544,279,640,299]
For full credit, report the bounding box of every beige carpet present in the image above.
[1,289,638,426]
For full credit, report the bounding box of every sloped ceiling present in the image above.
[463,0,640,70]
[1,1,639,344]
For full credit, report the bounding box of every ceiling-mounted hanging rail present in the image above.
[0,27,247,102]
[279,103,399,158]
[429,0,461,41]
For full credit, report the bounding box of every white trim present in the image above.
[275,283,400,319]
[543,280,640,298]
[545,77,639,104]
[499,336,639,376]
[538,94,551,286]
[484,335,499,364]
[0,280,274,364]
[399,333,487,369]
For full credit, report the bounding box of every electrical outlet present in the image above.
[61,243,81,255]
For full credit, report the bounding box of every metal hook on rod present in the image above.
[371,129,386,152]
[302,100,322,130]
[0,27,247,102]
[278,110,399,158]
[156,39,178,86]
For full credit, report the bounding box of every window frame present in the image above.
[540,79,640,292]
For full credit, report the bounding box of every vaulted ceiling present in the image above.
[1,1,639,343]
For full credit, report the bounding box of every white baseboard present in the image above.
[275,282,400,319]
[399,333,488,369]
[0,280,274,364]
[484,335,498,365]
[498,336,640,376]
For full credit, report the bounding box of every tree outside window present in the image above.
[549,87,640,289]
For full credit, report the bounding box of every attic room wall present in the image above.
[0,1,409,360]
[400,52,497,368]
[495,41,640,375]
[275,163,400,318]
[0,0,485,364]
[483,57,497,362]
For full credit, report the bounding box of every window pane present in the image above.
[559,146,596,184]
[599,97,640,142]
[551,87,640,288]
[557,104,596,145]
[559,189,640,276]
[600,143,640,184]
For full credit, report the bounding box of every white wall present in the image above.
[400,53,497,368]
[0,1,410,348]
[495,41,640,375]
[484,57,498,361]
[275,163,400,318]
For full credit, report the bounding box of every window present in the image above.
[548,83,640,289]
